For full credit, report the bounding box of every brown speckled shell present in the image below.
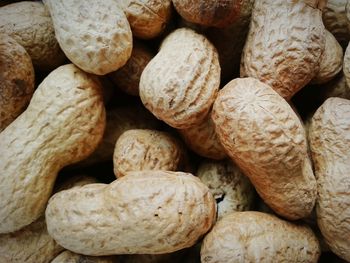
[46,171,216,255]
[309,98,350,262]
[312,30,343,84]
[212,78,317,220]
[118,0,172,39]
[0,34,34,132]
[172,0,251,28]
[0,1,66,70]
[0,64,106,233]
[323,0,350,48]
[140,28,220,129]
[197,159,255,220]
[113,129,183,177]
[44,0,132,75]
[178,114,226,160]
[51,250,119,263]
[241,0,325,100]
[109,42,153,96]
[201,211,321,263]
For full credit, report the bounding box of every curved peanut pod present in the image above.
[201,211,320,263]
[241,0,325,100]
[140,28,220,129]
[46,171,216,255]
[212,78,316,220]
[309,98,350,262]
[44,0,132,75]
[0,64,106,233]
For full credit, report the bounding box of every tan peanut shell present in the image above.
[197,159,255,220]
[241,0,325,100]
[312,30,343,84]
[44,0,132,75]
[343,41,350,88]
[0,64,106,233]
[51,250,119,263]
[212,78,316,220]
[201,211,321,263]
[309,98,350,262]
[0,33,34,132]
[0,1,66,70]
[75,105,160,167]
[178,114,226,160]
[172,0,251,28]
[140,28,220,129]
[46,171,216,255]
[113,129,183,177]
[323,0,350,48]
[109,42,153,96]
[118,0,172,39]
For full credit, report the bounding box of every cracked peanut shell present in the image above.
[0,64,106,233]
[212,78,317,220]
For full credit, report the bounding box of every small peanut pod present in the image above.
[44,0,132,75]
[46,171,216,255]
[0,64,106,233]
[178,114,227,160]
[241,0,325,100]
[0,33,34,132]
[312,30,343,84]
[140,28,220,129]
[172,0,252,28]
[212,78,317,220]
[201,211,321,263]
[118,0,172,39]
[51,250,119,263]
[113,129,184,177]
[309,98,350,262]
[0,1,66,70]
[197,159,255,220]
[109,41,153,96]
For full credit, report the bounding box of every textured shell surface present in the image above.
[197,159,255,220]
[0,33,34,132]
[51,250,119,263]
[0,64,106,233]
[309,97,350,262]
[118,0,172,39]
[45,171,216,255]
[140,28,220,129]
[201,211,321,263]
[44,0,132,75]
[241,0,325,100]
[113,129,183,177]
[212,77,316,220]
[0,1,66,70]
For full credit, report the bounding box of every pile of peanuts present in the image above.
[1,0,350,262]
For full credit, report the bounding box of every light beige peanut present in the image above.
[118,0,172,39]
[212,78,316,220]
[201,211,321,263]
[178,114,226,160]
[172,0,252,28]
[113,129,184,178]
[109,41,153,96]
[343,41,350,88]
[309,97,350,261]
[0,64,106,233]
[140,28,220,129]
[46,171,216,255]
[241,0,325,100]
[322,0,350,48]
[0,1,66,70]
[44,0,132,75]
[0,33,34,132]
[312,30,343,84]
[51,250,119,263]
[197,159,255,220]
